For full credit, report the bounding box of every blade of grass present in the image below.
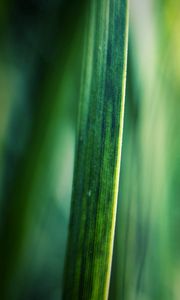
[63,0,129,299]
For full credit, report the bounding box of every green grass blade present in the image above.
[63,0,129,299]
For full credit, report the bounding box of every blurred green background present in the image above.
[0,0,179,299]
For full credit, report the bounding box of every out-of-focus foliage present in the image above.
[0,0,179,299]
[0,0,87,299]
[110,0,180,299]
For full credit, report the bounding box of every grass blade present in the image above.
[63,0,129,299]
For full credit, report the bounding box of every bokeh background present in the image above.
[0,0,179,299]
